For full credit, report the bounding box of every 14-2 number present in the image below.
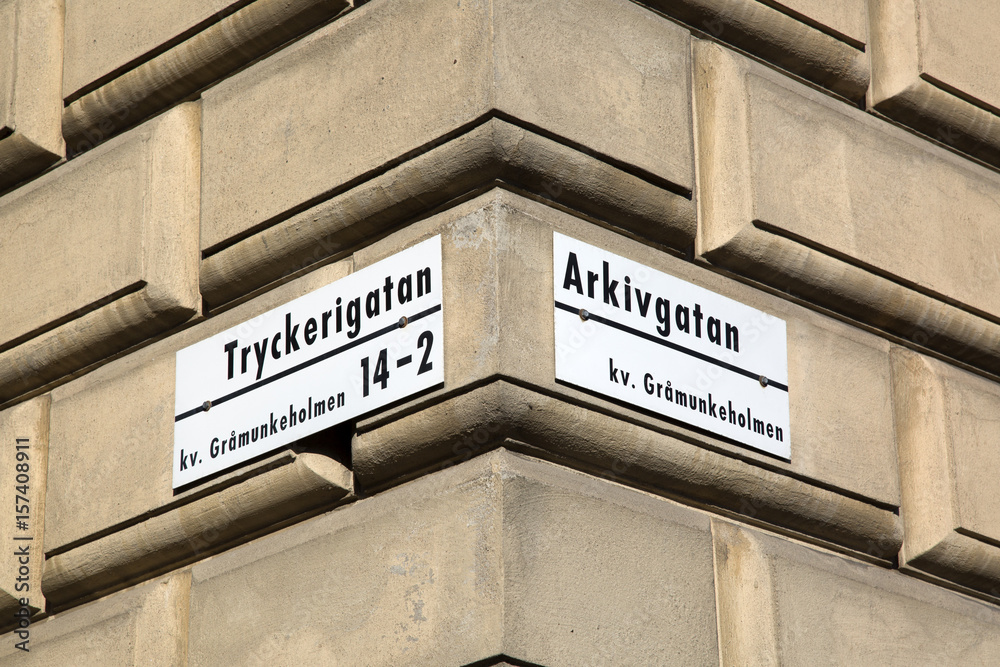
[360,330,434,397]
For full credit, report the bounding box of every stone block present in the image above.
[891,347,1000,597]
[694,39,1000,377]
[0,102,201,404]
[200,0,693,256]
[492,0,692,189]
[188,449,719,665]
[62,0,351,154]
[0,0,64,190]
[199,0,490,254]
[501,453,718,665]
[641,0,867,101]
[45,259,351,554]
[0,573,189,666]
[869,0,1000,167]
[351,190,900,559]
[188,452,505,666]
[713,520,1000,664]
[0,396,48,630]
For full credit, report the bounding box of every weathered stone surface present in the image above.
[46,259,351,554]
[188,451,505,666]
[200,0,692,255]
[492,0,692,187]
[63,0,236,98]
[63,0,351,155]
[713,519,1000,664]
[199,0,488,253]
[869,0,1000,167]
[0,0,64,191]
[200,118,695,308]
[0,2,11,131]
[891,347,1000,597]
[0,102,200,404]
[641,0,867,101]
[501,454,718,665]
[188,450,719,665]
[0,573,189,665]
[0,396,48,630]
[352,190,899,534]
[695,39,1000,377]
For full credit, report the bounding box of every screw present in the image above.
[579,309,590,321]
[398,316,408,328]
[202,400,212,412]
[759,376,768,388]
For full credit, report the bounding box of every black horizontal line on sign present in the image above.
[554,301,788,392]
[175,304,442,423]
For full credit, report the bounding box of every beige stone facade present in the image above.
[2,0,1000,663]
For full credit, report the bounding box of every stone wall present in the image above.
[3,0,1000,663]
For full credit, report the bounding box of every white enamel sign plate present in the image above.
[553,233,790,459]
[173,236,444,488]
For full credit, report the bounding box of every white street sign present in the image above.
[553,233,790,459]
[173,236,444,488]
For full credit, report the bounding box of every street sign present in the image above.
[173,236,444,488]
[553,233,790,459]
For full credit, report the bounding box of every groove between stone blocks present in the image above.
[41,450,352,612]
[199,116,697,309]
[352,380,903,563]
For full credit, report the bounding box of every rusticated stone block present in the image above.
[891,348,1000,597]
[351,190,900,559]
[63,0,239,99]
[45,259,351,555]
[0,0,64,191]
[0,103,200,401]
[492,0,692,188]
[187,450,719,665]
[641,0,867,101]
[501,454,718,665]
[869,0,1000,167]
[0,573,189,666]
[0,102,201,404]
[0,396,48,631]
[62,0,351,154]
[188,451,505,666]
[695,39,1000,378]
[200,0,692,256]
[713,520,1000,664]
